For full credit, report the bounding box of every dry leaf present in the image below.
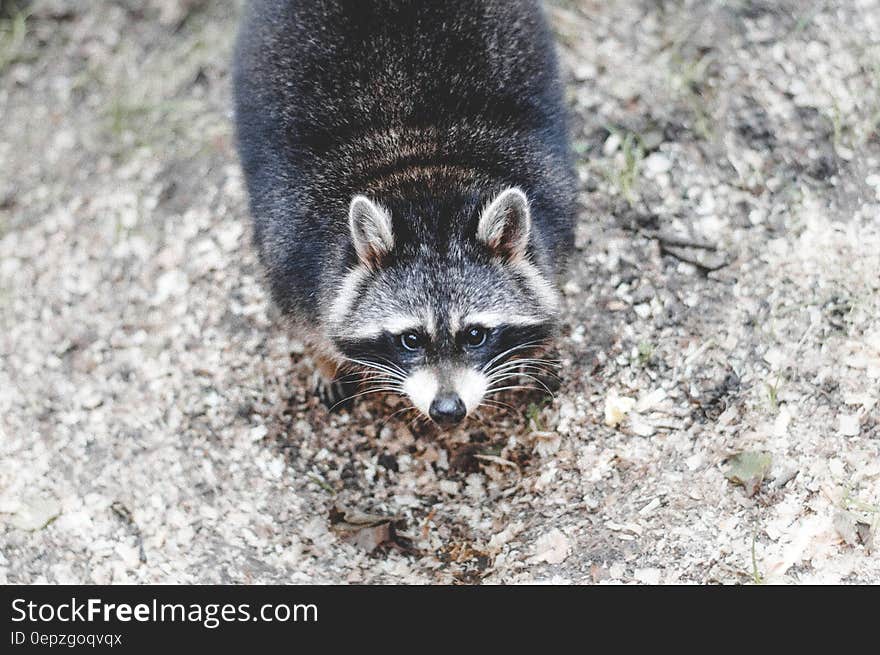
[833,510,860,546]
[8,495,62,531]
[530,528,571,564]
[855,522,873,550]
[725,451,772,497]
[328,504,401,553]
[604,392,636,427]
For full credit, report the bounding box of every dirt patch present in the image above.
[1,0,878,583]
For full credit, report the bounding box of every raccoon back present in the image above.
[233,0,576,316]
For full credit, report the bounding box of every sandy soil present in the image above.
[1,0,878,584]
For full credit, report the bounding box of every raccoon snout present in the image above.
[403,368,486,426]
[429,393,466,426]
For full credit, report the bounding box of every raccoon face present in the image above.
[327,187,560,427]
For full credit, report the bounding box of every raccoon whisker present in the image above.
[508,372,555,397]
[485,371,533,383]
[339,357,407,382]
[495,355,561,368]
[513,368,560,382]
[480,343,538,373]
[478,398,517,412]
[485,378,531,391]
[485,378,556,398]
[485,373,539,389]
[333,373,404,391]
[362,381,404,392]
[328,386,403,412]
[350,365,398,377]
[334,369,396,385]
[487,376,555,398]
[358,385,404,395]
[360,372,406,385]
[481,340,553,373]
[485,365,560,389]
[502,352,559,362]
[368,356,409,376]
[485,364,559,384]
[481,342,548,372]
[353,365,407,382]
[327,392,401,414]
[373,356,410,375]
[356,372,402,385]
[486,372,559,391]
[406,413,431,432]
[485,385,543,396]
[487,367,549,380]
[339,355,407,374]
[487,356,561,374]
[381,404,419,429]
[486,362,561,381]
[335,371,401,390]
[487,376,555,399]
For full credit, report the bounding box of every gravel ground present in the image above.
[1,0,878,584]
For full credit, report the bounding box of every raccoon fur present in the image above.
[233,0,577,427]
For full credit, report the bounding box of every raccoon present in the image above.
[233,0,577,427]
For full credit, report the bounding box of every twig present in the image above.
[110,501,147,564]
[615,206,720,252]
[474,453,520,472]
[660,244,730,274]
[646,230,718,251]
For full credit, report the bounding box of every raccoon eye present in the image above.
[400,332,423,351]
[464,326,488,348]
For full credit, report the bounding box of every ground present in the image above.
[1,0,878,584]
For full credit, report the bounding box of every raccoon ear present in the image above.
[348,195,394,269]
[476,187,531,261]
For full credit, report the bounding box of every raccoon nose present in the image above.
[429,393,466,426]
